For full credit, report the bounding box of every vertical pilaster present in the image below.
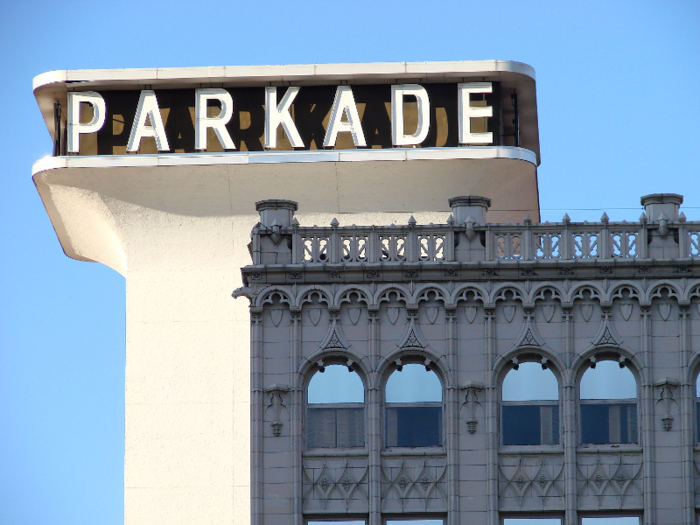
[641,305,656,525]
[679,305,694,525]
[561,307,577,525]
[290,307,303,525]
[484,307,498,525]
[368,307,381,525]
[250,308,264,525]
[446,306,459,525]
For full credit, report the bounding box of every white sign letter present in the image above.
[458,82,493,145]
[391,85,430,146]
[265,87,304,149]
[127,90,170,152]
[195,88,235,151]
[67,92,106,153]
[323,86,366,148]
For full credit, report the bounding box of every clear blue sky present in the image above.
[0,1,698,524]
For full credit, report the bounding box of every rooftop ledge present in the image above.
[33,60,535,91]
[32,146,537,176]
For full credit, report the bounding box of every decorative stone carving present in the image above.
[270,309,283,327]
[592,317,623,348]
[318,318,351,351]
[396,318,429,350]
[302,457,369,513]
[498,454,565,511]
[654,377,679,431]
[264,384,289,437]
[381,457,447,512]
[577,453,643,510]
[460,381,485,434]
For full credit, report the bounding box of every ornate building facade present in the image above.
[235,193,700,525]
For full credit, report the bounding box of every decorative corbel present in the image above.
[654,378,679,431]
[264,384,290,437]
[460,381,485,434]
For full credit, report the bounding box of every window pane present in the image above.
[386,406,442,447]
[580,361,636,400]
[307,407,337,448]
[309,521,366,525]
[336,407,365,448]
[502,362,559,401]
[502,404,559,446]
[386,520,443,525]
[308,407,364,448]
[386,364,442,402]
[581,518,640,525]
[503,518,561,525]
[308,365,364,403]
[581,403,637,444]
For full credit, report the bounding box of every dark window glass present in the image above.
[581,402,637,444]
[386,405,442,447]
[307,406,364,448]
[503,404,559,445]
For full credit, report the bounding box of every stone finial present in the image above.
[641,193,683,222]
[562,213,571,224]
[255,199,298,228]
[448,196,491,225]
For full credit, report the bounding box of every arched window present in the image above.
[307,364,365,449]
[580,360,638,445]
[501,361,560,446]
[385,363,442,448]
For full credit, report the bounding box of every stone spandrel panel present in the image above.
[577,452,643,511]
[498,453,565,511]
[380,455,447,513]
[302,456,369,514]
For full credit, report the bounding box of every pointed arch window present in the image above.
[501,361,560,446]
[385,363,443,448]
[307,364,365,449]
[580,359,638,445]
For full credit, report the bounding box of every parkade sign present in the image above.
[64,82,505,155]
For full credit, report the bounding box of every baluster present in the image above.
[408,229,418,262]
[292,232,301,263]
[599,213,610,259]
[330,228,339,264]
[445,228,455,262]
[561,214,571,260]
[678,214,688,258]
[523,216,533,260]
[369,230,379,263]
[485,225,494,260]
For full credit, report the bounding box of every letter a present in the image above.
[323,86,366,148]
[127,90,170,152]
